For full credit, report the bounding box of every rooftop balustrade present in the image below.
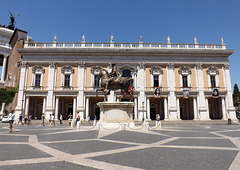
[24,41,226,50]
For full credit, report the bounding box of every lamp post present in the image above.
[22,99,24,117]
[142,101,145,124]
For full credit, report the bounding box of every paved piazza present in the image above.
[0,122,240,170]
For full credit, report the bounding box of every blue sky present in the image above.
[1,0,240,88]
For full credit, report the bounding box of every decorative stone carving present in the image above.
[194,37,198,44]
[167,63,174,70]
[150,66,163,74]
[110,35,114,43]
[78,62,86,68]
[82,34,85,42]
[195,63,203,70]
[207,66,219,75]
[91,66,103,74]
[138,62,145,69]
[167,36,171,43]
[32,65,45,73]
[179,66,191,75]
[49,62,57,69]
[139,35,142,43]
[223,63,230,70]
[21,61,28,68]
[61,65,74,73]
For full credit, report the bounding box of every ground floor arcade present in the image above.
[20,91,229,122]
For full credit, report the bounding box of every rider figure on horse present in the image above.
[108,64,122,85]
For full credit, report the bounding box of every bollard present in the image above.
[71,119,74,128]
[93,119,96,126]
[145,122,149,130]
[77,121,80,129]
[228,118,232,125]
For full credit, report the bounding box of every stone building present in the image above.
[0,27,13,86]
[14,36,237,122]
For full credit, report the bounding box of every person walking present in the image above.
[76,112,80,126]
[60,114,63,125]
[41,113,45,126]
[8,110,15,132]
[18,114,22,125]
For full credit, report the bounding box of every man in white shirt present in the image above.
[8,110,15,132]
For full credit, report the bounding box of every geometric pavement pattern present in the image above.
[0,123,240,170]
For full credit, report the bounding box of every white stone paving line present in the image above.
[211,130,240,170]
[0,127,240,169]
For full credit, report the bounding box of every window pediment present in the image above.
[32,65,45,73]
[150,66,163,75]
[179,66,191,75]
[61,65,74,74]
[91,66,103,74]
[207,66,219,75]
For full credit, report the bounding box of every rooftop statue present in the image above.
[7,11,19,30]
[96,65,133,101]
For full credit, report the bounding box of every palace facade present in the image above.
[13,37,237,122]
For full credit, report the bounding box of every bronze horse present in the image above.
[96,69,133,100]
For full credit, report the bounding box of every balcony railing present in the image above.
[25,86,48,90]
[24,42,226,50]
[54,86,78,90]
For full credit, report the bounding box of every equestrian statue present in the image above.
[96,65,133,101]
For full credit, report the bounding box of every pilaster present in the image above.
[46,62,56,118]
[167,63,178,120]
[195,64,208,120]
[223,64,237,120]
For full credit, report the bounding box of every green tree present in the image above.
[233,84,240,106]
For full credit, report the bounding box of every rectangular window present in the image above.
[35,74,41,87]
[94,75,99,87]
[64,74,70,87]
[182,76,188,87]
[154,75,159,87]
[211,76,216,88]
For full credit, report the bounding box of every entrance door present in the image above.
[95,107,100,120]
[67,108,73,119]
[150,108,156,120]
[208,98,222,119]
[180,98,194,120]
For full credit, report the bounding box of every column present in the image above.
[147,98,150,120]
[223,64,237,120]
[205,98,210,120]
[42,97,46,114]
[25,96,29,117]
[77,62,86,118]
[164,97,168,120]
[167,63,178,120]
[193,97,198,120]
[46,62,56,119]
[134,98,138,120]
[85,97,89,121]
[137,63,146,121]
[55,97,59,120]
[195,64,208,120]
[15,62,28,119]
[1,55,7,82]
[221,97,227,120]
[176,98,180,119]
[73,97,77,119]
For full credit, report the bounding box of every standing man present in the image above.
[8,110,15,132]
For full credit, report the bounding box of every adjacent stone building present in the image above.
[14,36,237,122]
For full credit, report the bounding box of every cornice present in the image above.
[17,48,234,57]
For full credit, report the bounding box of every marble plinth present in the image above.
[97,102,135,128]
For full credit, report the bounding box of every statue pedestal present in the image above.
[97,102,135,129]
